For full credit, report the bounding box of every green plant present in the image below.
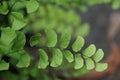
[1,0,118,80]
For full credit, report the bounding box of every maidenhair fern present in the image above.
[0,60,9,71]
[38,49,49,69]
[0,0,117,79]
[28,29,107,72]
[0,27,107,71]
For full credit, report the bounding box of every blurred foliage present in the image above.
[0,0,119,79]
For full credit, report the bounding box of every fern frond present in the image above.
[29,29,107,71]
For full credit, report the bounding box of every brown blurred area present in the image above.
[73,4,120,80]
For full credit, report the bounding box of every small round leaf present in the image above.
[26,0,39,13]
[45,29,57,47]
[93,49,104,62]
[72,36,85,52]
[75,23,90,37]
[95,63,108,72]
[12,31,26,51]
[17,53,31,68]
[50,48,63,67]
[85,58,95,70]
[0,60,9,71]
[29,33,41,47]
[38,49,49,69]
[74,54,84,69]
[59,31,71,49]
[11,12,26,30]
[83,44,96,57]
[63,50,74,63]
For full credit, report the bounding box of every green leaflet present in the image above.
[0,40,9,54]
[0,60,9,71]
[29,33,41,47]
[0,27,16,53]
[0,1,9,15]
[112,0,120,10]
[12,1,25,11]
[8,50,25,60]
[38,49,49,69]
[12,31,26,51]
[72,36,85,52]
[83,44,96,57]
[74,54,84,69]
[79,5,88,13]
[11,12,26,30]
[75,23,90,37]
[50,48,63,67]
[95,63,108,72]
[26,0,39,13]
[85,58,95,70]
[0,27,16,46]
[45,29,57,47]
[59,31,71,49]
[93,49,104,62]
[16,53,31,68]
[63,50,74,63]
